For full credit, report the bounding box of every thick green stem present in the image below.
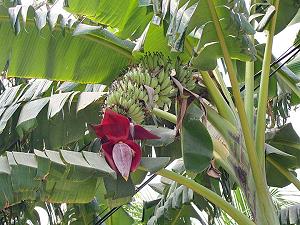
[156,168,256,225]
[245,0,256,134]
[152,108,177,124]
[255,0,280,165]
[206,1,279,224]
[245,38,255,134]
[267,156,300,191]
[201,71,236,124]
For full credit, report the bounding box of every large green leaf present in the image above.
[66,0,152,39]
[266,144,298,187]
[66,0,256,71]
[181,103,213,174]
[0,4,135,84]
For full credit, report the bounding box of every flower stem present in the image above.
[156,168,256,225]
[255,0,280,165]
[152,108,177,124]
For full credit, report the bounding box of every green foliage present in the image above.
[0,150,116,209]
[0,79,105,151]
[0,1,135,84]
[144,161,223,225]
[0,0,261,84]
[252,0,300,34]
[65,0,151,39]
[1,0,300,224]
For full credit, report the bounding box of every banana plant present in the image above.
[0,0,300,225]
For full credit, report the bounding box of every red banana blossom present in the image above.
[92,108,159,180]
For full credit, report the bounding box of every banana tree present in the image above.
[0,0,300,224]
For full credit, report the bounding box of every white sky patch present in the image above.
[34,207,49,225]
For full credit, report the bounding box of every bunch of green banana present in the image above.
[106,80,146,124]
[106,53,195,123]
[140,52,169,71]
[174,58,196,90]
[106,66,175,123]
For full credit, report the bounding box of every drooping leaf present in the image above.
[0,149,160,209]
[0,80,108,151]
[139,157,170,173]
[146,182,204,225]
[16,97,50,139]
[274,0,300,33]
[181,103,213,174]
[143,125,176,147]
[76,92,105,112]
[31,103,99,149]
[268,123,300,167]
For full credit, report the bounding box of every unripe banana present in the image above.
[154,85,161,94]
[158,70,165,83]
[132,71,140,84]
[160,86,174,96]
[150,77,158,88]
[159,96,172,104]
[132,111,144,124]
[158,54,165,65]
[138,89,145,99]
[139,73,145,84]
[186,78,195,90]
[160,77,171,90]
[133,88,141,100]
[144,73,151,86]
[153,94,159,102]
[142,94,149,103]
[128,103,141,115]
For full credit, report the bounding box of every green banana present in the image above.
[106,53,196,123]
